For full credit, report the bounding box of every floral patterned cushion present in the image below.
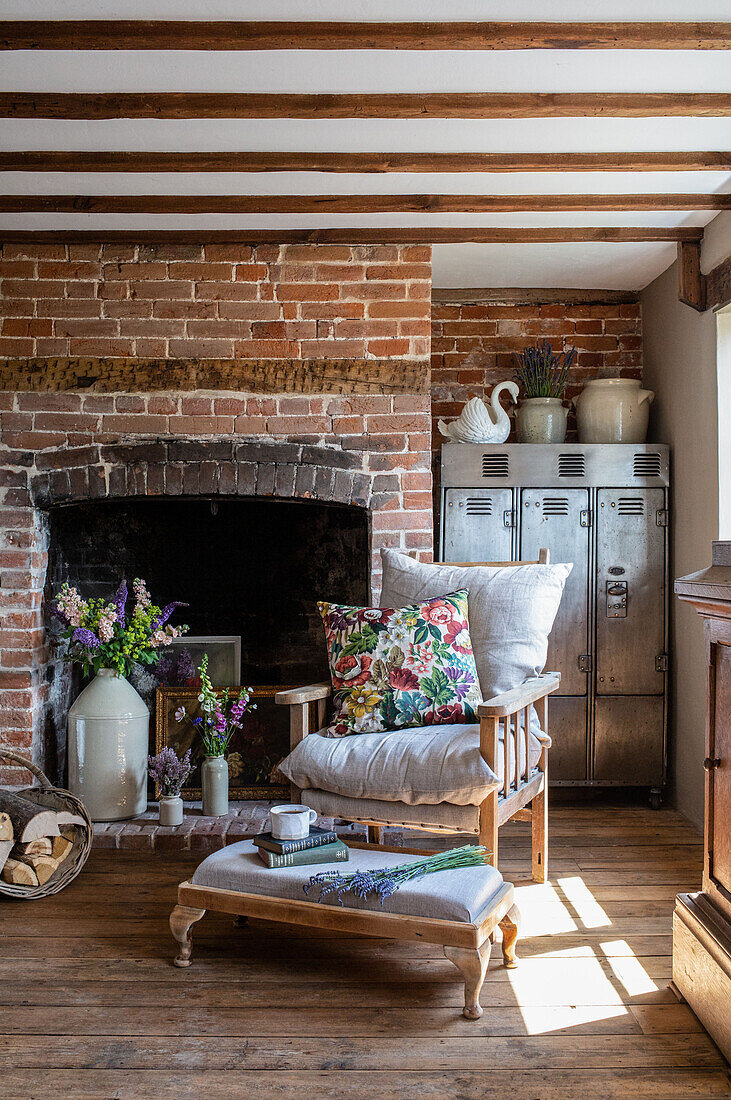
[318,590,483,738]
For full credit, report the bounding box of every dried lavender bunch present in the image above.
[513,340,576,399]
[148,746,193,798]
[304,845,489,906]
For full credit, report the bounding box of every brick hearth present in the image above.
[92,802,383,853]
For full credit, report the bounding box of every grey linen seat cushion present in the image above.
[380,549,572,737]
[277,720,542,806]
[191,838,506,923]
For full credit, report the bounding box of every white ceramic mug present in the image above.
[270,804,317,841]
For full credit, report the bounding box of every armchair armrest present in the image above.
[478,673,561,718]
[275,683,331,706]
[275,684,331,771]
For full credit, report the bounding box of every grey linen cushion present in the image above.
[191,838,506,923]
[380,550,572,736]
[277,720,542,806]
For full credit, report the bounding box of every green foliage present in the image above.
[419,667,453,706]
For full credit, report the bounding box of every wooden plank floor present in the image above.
[0,805,728,1099]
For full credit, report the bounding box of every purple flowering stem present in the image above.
[72,626,101,649]
[114,580,128,627]
[151,601,188,631]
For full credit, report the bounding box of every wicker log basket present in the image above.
[0,748,93,899]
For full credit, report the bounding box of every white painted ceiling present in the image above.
[1,3,729,290]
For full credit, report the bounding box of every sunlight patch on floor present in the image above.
[557,875,613,928]
[602,940,659,997]
[512,881,578,936]
[507,946,628,1034]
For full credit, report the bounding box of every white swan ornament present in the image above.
[438,381,519,444]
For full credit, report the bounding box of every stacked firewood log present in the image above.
[0,791,84,888]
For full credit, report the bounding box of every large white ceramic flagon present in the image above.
[67,668,149,823]
[438,381,519,444]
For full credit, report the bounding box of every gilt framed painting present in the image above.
[155,684,290,800]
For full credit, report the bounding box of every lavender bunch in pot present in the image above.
[513,340,576,444]
[148,747,193,827]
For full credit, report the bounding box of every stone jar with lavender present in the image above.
[51,577,189,823]
[174,654,256,819]
[148,746,193,827]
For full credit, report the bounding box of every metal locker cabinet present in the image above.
[440,443,669,796]
[520,488,591,780]
[442,488,513,562]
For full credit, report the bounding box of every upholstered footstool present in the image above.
[170,840,520,1020]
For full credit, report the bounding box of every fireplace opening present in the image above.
[46,496,370,687]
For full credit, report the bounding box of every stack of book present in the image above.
[253,826,349,868]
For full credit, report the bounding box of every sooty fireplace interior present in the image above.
[46,497,369,686]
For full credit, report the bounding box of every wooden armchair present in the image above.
[275,554,560,883]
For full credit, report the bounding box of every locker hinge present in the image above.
[580,509,592,527]
[655,653,669,673]
[578,654,592,672]
[503,509,516,528]
[656,509,669,527]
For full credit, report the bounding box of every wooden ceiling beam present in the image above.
[1,93,728,121]
[2,194,727,214]
[432,287,639,304]
[1,21,729,51]
[0,227,703,244]
[2,151,729,173]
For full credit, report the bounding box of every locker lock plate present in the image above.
[606,579,628,617]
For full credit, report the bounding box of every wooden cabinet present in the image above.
[674,541,731,1060]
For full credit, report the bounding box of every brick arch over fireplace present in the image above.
[28,439,373,512]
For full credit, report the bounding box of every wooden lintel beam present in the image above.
[0,356,429,395]
[677,240,707,311]
[2,194,727,214]
[1,21,729,51]
[2,151,729,174]
[0,227,704,245]
[432,287,639,305]
[1,93,728,121]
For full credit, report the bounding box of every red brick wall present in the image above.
[431,297,643,450]
[0,242,432,782]
[0,242,430,360]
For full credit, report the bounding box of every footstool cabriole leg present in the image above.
[170,904,206,968]
[499,904,520,969]
[444,940,491,1020]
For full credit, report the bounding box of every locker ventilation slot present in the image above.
[542,497,570,516]
[617,497,645,516]
[633,452,662,478]
[481,453,509,478]
[557,452,586,478]
[465,498,494,516]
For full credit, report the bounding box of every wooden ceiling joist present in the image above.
[2,93,728,121]
[3,194,727,214]
[1,21,729,52]
[0,227,703,245]
[2,151,728,174]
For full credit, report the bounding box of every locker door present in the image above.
[442,488,513,562]
[520,489,590,696]
[596,488,665,696]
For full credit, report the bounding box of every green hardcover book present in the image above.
[255,839,350,869]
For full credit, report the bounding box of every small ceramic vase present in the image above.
[515,397,568,444]
[201,755,229,817]
[159,795,184,827]
[67,668,149,822]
